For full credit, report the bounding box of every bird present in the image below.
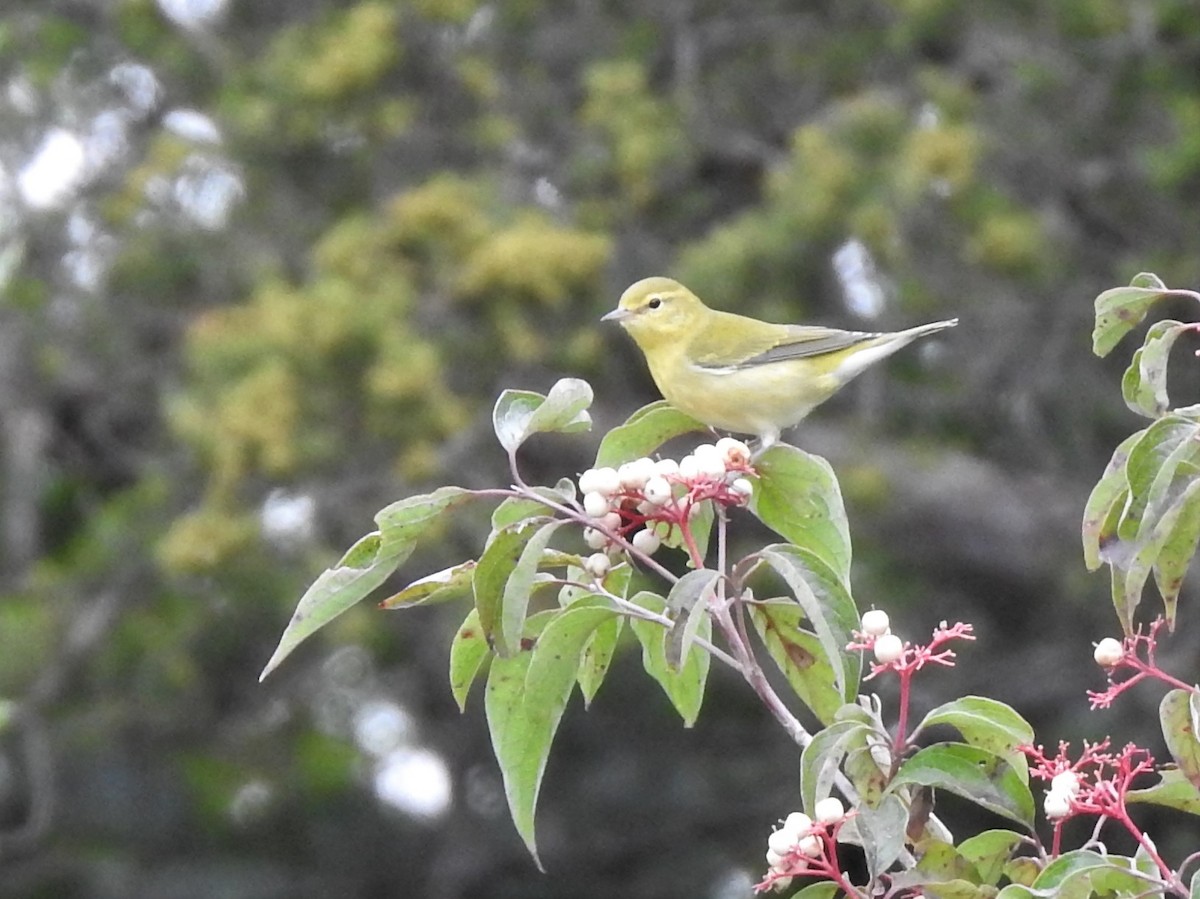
[602,276,957,448]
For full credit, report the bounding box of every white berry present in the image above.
[1093,637,1124,668]
[618,457,656,491]
[678,454,700,480]
[583,553,611,578]
[583,527,608,550]
[693,446,726,479]
[643,475,673,505]
[1043,789,1072,821]
[797,834,822,858]
[873,633,904,664]
[767,828,795,856]
[632,528,661,556]
[813,796,845,824]
[583,491,611,517]
[1051,771,1081,796]
[771,876,793,892]
[782,811,812,837]
[861,609,890,637]
[730,477,754,499]
[716,436,752,467]
[654,457,680,477]
[765,847,785,868]
[579,466,620,497]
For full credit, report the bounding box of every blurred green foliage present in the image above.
[4,0,1200,894]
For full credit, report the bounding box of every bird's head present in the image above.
[602,277,704,350]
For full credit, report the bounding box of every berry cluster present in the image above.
[576,438,756,571]
[758,798,850,893]
[1022,739,1169,873]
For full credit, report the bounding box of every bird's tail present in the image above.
[834,318,958,382]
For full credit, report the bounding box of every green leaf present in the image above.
[785,883,841,899]
[749,601,844,724]
[957,830,1024,886]
[628,591,711,726]
[1092,272,1191,357]
[1122,320,1187,418]
[485,602,615,868]
[1160,689,1200,789]
[750,445,851,583]
[449,607,490,711]
[594,400,707,468]
[1118,415,1200,542]
[492,378,593,454]
[800,715,883,813]
[577,614,624,706]
[914,696,1034,777]
[379,559,476,608]
[261,486,472,680]
[474,520,545,655]
[847,793,907,881]
[1030,851,1149,898]
[491,485,572,531]
[889,743,1035,829]
[1082,431,1139,571]
[1151,479,1200,628]
[500,520,566,655]
[756,544,860,703]
[1127,766,1200,814]
[664,569,718,668]
[888,839,982,895]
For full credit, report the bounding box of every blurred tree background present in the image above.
[1,0,1200,896]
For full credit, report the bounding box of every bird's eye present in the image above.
[647,295,663,310]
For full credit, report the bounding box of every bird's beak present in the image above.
[601,308,633,323]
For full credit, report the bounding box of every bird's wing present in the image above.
[689,315,876,371]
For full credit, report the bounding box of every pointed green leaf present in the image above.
[1031,851,1148,898]
[847,793,907,881]
[1092,272,1196,357]
[1160,688,1200,789]
[485,603,614,867]
[1118,415,1200,541]
[749,601,844,724]
[474,519,547,655]
[751,446,851,583]
[799,716,879,813]
[379,560,476,608]
[493,378,593,453]
[1122,321,1187,418]
[1082,432,1139,570]
[914,696,1034,777]
[1127,766,1200,814]
[594,400,707,468]
[889,743,1035,829]
[577,614,623,706]
[500,520,566,654]
[524,378,594,437]
[664,569,719,668]
[1151,479,1200,628]
[756,545,860,702]
[261,487,473,679]
[373,485,473,535]
[449,607,491,711]
[957,830,1024,886]
[628,591,711,725]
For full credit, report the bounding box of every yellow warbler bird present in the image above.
[602,276,957,448]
